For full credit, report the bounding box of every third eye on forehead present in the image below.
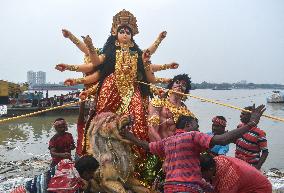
[119,28,131,35]
[176,79,186,85]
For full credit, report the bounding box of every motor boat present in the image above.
[267,91,284,103]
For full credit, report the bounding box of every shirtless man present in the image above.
[148,74,195,141]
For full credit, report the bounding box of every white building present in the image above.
[27,71,46,85]
[36,71,46,84]
[27,71,36,85]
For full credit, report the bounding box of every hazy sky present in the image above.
[0,0,283,84]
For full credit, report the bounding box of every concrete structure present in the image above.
[36,71,46,84]
[27,71,46,85]
[27,71,36,85]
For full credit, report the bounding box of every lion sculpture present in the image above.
[87,112,151,193]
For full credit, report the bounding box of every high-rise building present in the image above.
[27,71,36,85]
[27,71,46,85]
[36,71,46,84]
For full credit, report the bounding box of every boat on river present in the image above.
[1,99,87,117]
[3,106,81,117]
[267,91,284,103]
[212,86,232,90]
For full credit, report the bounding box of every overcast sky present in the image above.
[0,0,283,84]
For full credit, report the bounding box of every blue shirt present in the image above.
[207,132,229,155]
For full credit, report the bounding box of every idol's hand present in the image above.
[79,91,88,100]
[55,63,68,72]
[169,62,179,69]
[142,49,151,63]
[82,35,93,46]
[62,29,71,38]
[158,31,167,40]
[64,78,76,86]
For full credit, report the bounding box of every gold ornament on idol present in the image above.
[75,77,85,84]
[111,9,139,36]
[153,38,162,48]
[155,77,170,83]
[115,42,138,113]
[151,98,196,123]
[69,34,80,45]
[143,61,151,71]
[159,64,172,71]
[66,65,79,71]
[148,115,160,126]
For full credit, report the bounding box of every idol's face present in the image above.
[117,27,132,44]
[172,79,187,93]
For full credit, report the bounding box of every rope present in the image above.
[138,81,284,123]
[1,83,283,124]
[0,99,88,124]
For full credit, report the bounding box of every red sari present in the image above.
[95,73,149,158]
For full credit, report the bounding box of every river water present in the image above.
[0,89,284,191]
[187,89,284,171]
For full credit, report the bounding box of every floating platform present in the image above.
[2,106,82,117]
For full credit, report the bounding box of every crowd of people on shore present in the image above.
[9,91,80,108]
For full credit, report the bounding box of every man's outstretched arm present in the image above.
[120,126,150,151]
[211,104,266,147]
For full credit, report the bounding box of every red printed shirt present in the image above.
[213,156,272,193]
[149,130,212,188]
[48,159,84,193]
[49,132,75,165]
[235,124,268,164]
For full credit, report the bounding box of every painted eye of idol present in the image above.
[175,80,186,86]
[118,28,131,35]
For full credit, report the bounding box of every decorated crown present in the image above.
[111,9,139,36]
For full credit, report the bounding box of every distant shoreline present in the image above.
[191,82,284,90]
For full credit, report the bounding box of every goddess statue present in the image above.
[55,9,178,160]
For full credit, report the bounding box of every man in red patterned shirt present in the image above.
[49,118,75,167]
[200,153,272,193]
[235,105,269,170]
[121,104,266,193]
